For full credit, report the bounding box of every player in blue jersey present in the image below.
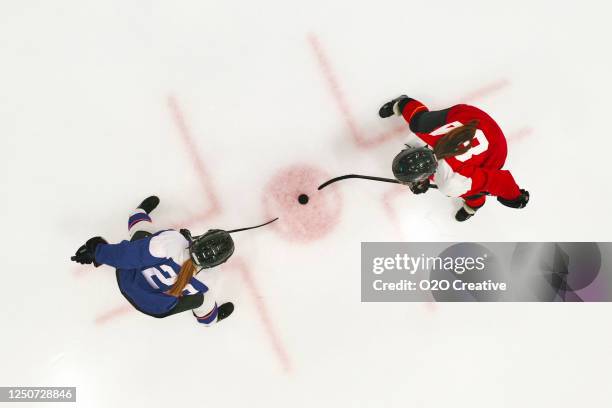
[71,196,276,325]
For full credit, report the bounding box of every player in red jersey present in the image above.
[379,95,529,221]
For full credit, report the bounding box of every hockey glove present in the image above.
[497,189,530,209]
[409,179,430,195]
[71,236,107,267]
[179,228,193,242]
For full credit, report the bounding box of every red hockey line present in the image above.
[308,33,408,148]
[170,213,211,230]
[94,97,290,375]
[167,95,221,221]
[94,304,132,325]
[460,78,510,103]
[92,95,225,323]
[381,185,407,238]
[228,257,292,373]
[308,34,511,149]
[94,257,293,374]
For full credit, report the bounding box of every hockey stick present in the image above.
[318,174,490,198]
[227,217,279,233]
[187,217,280,239]
[317,174,439,190]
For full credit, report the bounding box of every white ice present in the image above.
[1,1,611,407]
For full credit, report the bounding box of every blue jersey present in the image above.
[95,230,209,315]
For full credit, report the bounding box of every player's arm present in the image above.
[86,230,186,269]
[71,232,172,268]
[94,236,165,269]
[379,95,451,133]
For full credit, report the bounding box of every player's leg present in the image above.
[114,197,158,318]
[456,194,486,222]
[152,293,204,318]
[128,196,160,239]
[190,267,221,325]
[149,291,233,321]
[192,295,220,325]
[155,270,233,321]
[191,296,234,325]
[190,267,234,324]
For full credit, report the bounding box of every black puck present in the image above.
[298,194,309,205]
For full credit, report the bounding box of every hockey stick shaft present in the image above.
[317,174,438,190]
[226,217,279,234]
[318,174,490,198]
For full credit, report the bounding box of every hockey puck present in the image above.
[298,194,309,205]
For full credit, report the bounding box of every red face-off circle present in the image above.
[263,164,342,243]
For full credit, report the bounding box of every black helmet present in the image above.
[392,145,438,183]
[180,218,278,269]
[188,229,235,269]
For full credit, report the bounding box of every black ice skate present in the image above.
[379,95,409,118]
[217,302,234,322]
[455,206,478,222]
[137,196,160,215]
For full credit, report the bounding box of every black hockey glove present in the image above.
[71,236,107,267]
[179,228,193,242]
[497,189,530,209]
[409,179,430,195]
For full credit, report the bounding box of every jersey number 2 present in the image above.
[142,265,198,295]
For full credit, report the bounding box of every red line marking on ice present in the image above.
[92,96,290,374]
[93,95,225,324]
[460,79,510,103]
[167,95,221,222]
[308,34,408,148]
[308,35,528,313]
[170,213,210,230]
[381,185,406,238]
[94,304,132,325]
[167,98,287,373]
[227,257,292,373]
[308,34,511,149]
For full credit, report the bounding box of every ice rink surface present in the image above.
[1,1,612,407]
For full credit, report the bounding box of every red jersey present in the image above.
[400,99,521,200]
